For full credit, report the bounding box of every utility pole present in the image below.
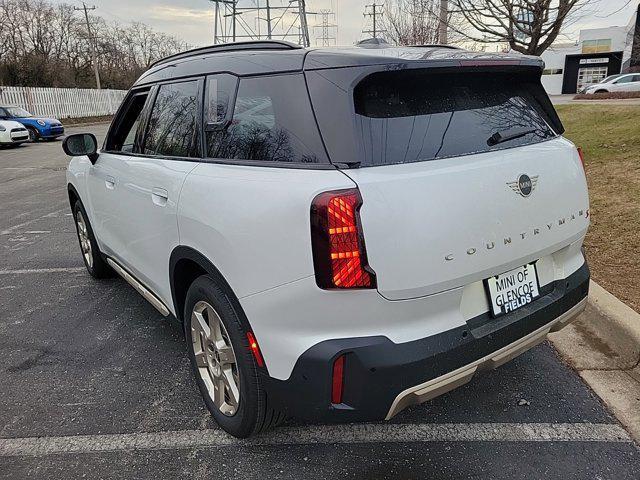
[439,0,448,44]
[74,2,101,89]
[363,3,385,39]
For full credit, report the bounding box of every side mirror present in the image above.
[62,133,99,164]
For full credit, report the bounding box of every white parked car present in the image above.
[63,41,590,438]
[0,120,29,146]
[581,73,640,94]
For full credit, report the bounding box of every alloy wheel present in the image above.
[75,210,93,269]
[191,300,240,416]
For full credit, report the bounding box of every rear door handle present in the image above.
[105,176,116,190]
[151,187,169,206]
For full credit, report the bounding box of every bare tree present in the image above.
[384,0,467,46]
[448,0,591,55]
[0,0,189,88]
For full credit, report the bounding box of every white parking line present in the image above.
[0,423,631,457]
[0,267,85,275]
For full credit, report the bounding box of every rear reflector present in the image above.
[246,332,264,368]
[310,188,376,289]
[331,355,345,404]
[577,147,585,168]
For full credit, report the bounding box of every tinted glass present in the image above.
[144,80,200,158]
[105,92,148,153]
[353,70,556,167]
[615,76,633,84]
[206,75,329,164]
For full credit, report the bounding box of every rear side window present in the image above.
[206,74,329,164]
[353,70,557,167]
[144,80,201,158]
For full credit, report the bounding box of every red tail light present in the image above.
[331,354,345,404]
[577,147,585,168]
[310,188,376,289]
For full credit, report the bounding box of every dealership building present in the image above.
[540,6,640,94]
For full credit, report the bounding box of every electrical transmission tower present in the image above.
[362,3,386,40]
[314,9,337,46]
[209,0,312,47]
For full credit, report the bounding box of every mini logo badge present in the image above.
[507,174,538,197]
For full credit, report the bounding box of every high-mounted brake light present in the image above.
[310,188,376,289]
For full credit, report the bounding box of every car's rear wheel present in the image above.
[72,200,113,278]
[184,275,283,438]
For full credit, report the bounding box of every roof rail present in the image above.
[150,40,303,68]
[407,44,462,50]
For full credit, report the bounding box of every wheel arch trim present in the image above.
[169,246,254,332]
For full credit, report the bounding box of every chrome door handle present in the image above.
[151,187,169,206]
[105,176,116,190]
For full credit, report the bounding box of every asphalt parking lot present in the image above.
[1,124,639,479]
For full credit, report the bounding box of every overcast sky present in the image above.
[53,0,639,47]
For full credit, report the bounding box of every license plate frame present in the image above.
[485,263,541,317]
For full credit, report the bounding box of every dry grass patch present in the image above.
[556,105,640,312]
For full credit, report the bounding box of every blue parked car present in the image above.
[0,106,64,142]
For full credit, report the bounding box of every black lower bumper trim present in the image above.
[261,262,590,423]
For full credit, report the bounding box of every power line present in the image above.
[73,2,101,89]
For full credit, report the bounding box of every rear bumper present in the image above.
[261,261,589,423]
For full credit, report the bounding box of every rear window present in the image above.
[353,70,557,167]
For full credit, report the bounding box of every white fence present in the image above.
[0,86,127,119]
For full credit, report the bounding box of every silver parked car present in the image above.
[581,73,640,94]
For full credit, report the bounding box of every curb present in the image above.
[587,281,640,367]
[549,281,640,443]
[63,120,112,128]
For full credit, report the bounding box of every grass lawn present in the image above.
[556,105,640,313]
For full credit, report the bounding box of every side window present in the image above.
[105,90,149,153]
[143,80,201,158]
[615,76,632,84]
[633,75,640,83]
[206,74,329,164]
[0,107,7,118]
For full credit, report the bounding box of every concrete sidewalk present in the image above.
[551,94,640,105]
[550,281,640,442]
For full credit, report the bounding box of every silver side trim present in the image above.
[385,297,588,420]
[106,258,170,317]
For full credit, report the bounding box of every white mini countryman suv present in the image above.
[64,41,590,438]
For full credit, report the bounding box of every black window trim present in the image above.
[103,72,336,169]
[203,73,239,132]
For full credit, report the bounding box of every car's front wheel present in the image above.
[184,275,283,438]
[72,200,113,278]
[26,127,39,142]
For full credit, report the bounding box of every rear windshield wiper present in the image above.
[487,127,537,146]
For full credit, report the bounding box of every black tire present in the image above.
[72,200,113,279]
[26,127,39,142]
[183,275,282,438]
